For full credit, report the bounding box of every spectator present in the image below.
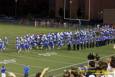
[63,70,70,77]
[110,56,115,68]
[36,72,41,77]
[1,65,6,77]
[87,52,95,60]
[23,65,30,77]
[36,67,49,77]
[95,53,100,61]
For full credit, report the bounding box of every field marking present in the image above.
[50,53,115,77]
[0,58,43,69]
[16,54,73,65]
[3,49,75,65]
[1,54,44,69]
[48,61,86,72]
[4,51,74,65]
[1,52,77,73]
[31,51,86,64]
[0,59,16,64]
[6,71,23,76]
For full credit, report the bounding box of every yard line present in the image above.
[29,61,86,77]
[6,71,23,76]
[0,54,43,69]
[4,48,75,65]
[2,52,77,73]
[4,51,73,65]
[48,61,86,72]
[49,53,115,72]
[31,51,83,60]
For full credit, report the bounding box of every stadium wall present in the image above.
[103,9,115,26]
[54,0,115,21]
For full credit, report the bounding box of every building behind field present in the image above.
[0,0,115,22]
[103,9,115,25]
[53,0,115,21]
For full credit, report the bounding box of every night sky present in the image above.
[0,0,49,17]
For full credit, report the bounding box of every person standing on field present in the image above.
[1,65,6,77]
[23,65,30,77]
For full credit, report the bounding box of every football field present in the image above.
[0,23,114,77]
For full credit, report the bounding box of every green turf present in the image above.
[0,23,114,77]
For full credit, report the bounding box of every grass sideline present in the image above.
[0,23,114,77]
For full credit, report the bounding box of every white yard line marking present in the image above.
[48,54,115,73]
[48,61,86,73]
[17,55,73,65]
[7,71,23,76]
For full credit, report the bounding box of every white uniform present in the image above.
[1,73,6,77]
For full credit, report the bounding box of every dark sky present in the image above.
[0,0,49,17]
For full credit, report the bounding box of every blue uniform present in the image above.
[57,40,63,48]
[24,41,30,50]
[0,41,3,49]
[0,41,5,51]
[24,66,30,77]
[43,40,49,48]
[49,41,54,49]
[1,66,6,73]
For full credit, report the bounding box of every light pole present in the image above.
[15,0,18,17]
[64,0,66,19]
[64,0,72,19]
[88,0,91,20]
[69,0,72,18]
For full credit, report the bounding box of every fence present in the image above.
[0,16,97,31]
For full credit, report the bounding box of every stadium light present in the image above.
[15,0,18,3]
